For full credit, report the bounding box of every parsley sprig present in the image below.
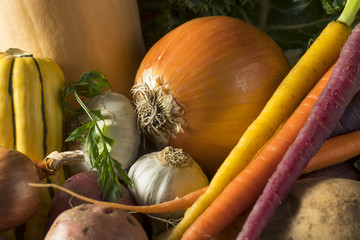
[62,71,132,202]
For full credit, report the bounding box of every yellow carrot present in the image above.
[168,16,352,240]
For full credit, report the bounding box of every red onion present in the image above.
[0,146,40,231]
[0,147,84,232]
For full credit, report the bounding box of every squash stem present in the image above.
[5,48,33,57]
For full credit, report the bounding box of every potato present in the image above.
[260,177,360,240]
[45,203,148,240]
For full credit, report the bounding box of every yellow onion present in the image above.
[131,16,290,177]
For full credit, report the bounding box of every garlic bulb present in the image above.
[66,91,141,175]
[128,146,209,219]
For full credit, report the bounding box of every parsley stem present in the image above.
[73,91,105,140]
[72,89,121,201]
[63,71,132,202]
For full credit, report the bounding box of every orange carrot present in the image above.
[28,128,360,220]
[180,64,336,240]
[28,183,207,214]
[303,130,360,173]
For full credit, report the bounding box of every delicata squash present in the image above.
[0,48,66,240]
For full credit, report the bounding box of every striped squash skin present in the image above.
[0,50,65,240]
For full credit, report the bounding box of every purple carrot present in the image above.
[330,90,360,137]
[237,23,360,240]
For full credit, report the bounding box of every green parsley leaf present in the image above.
[63,70,132,202]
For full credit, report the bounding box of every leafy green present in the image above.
[63,71,132,203]
[62,71,110,114]
[322,0,347,14]
[354,158,360,171]
[138,0,359,52]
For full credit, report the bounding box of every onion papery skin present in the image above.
[0,146,40,231]
[133,16,290,177]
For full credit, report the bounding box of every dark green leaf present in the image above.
[103,135,116,149]
[321,0,346,14]
[62,70,111,113]
[93,150,106,167]
[65,121,95,142]
[138,0,358,53]
[354,158,360,171]
[112,159,133,188]
[86,127,100,166]
[62,86,74,112]
[106,180,122,203]
[90,109,105,121]
[75,71,111,98]
[102,175,113,197]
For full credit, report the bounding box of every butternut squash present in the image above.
[0,0,145,100]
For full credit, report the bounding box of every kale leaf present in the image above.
[138,0,358,52]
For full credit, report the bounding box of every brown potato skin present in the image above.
[260,177,360,240]
[213,177,360,240]
[45,204,148,240]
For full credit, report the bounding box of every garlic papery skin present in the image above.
[128,146,209,220]
[66,91,141,176]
